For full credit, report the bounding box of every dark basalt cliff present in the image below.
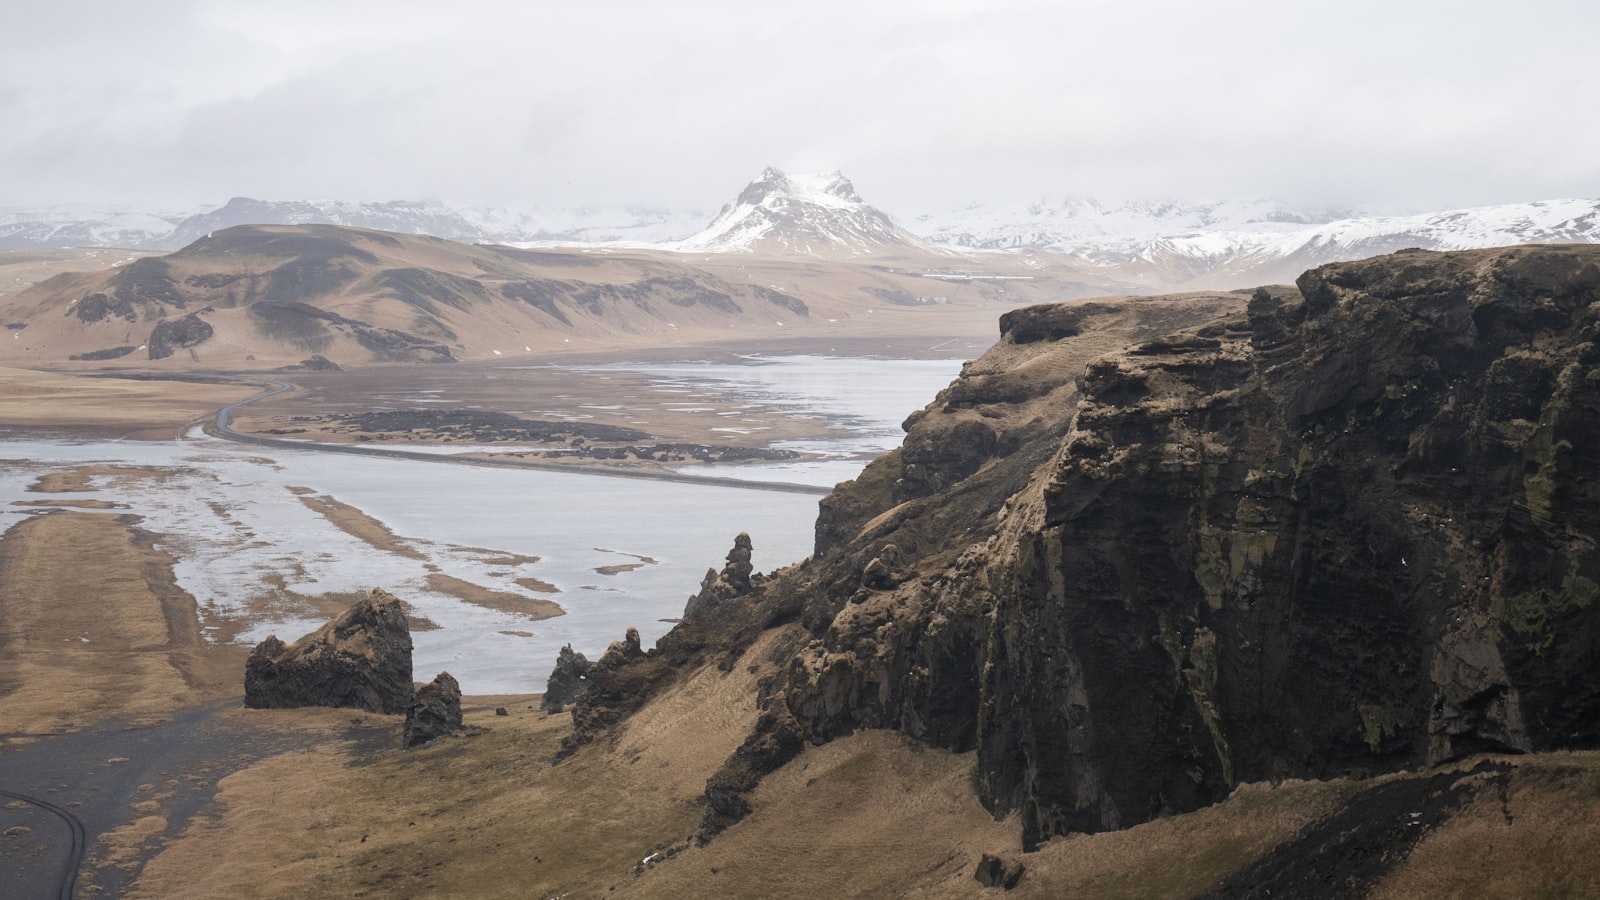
[568,245,1600,851]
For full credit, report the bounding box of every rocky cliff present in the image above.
[566,244,1600,850]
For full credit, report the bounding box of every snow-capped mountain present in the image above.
[5,179,1596,291]
[467,205,706,246]
[674,168,933,256]
[912,197,1352,253]
[159,197,489,248]
[912,194,1600,288]
[0,198,709,251]
[1093,198,1600,289]
[0,205,185,250]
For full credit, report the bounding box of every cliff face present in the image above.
[963,245,1600,845]
[569,245,1600,850]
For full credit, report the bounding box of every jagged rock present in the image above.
[682,533,757,620]
[495,706,509,716]
[723,531,753,592]
[244,587,414,714]
[556,626,661,760]
[541,644,594,714]
[598,627,644,667]
[403,671,463,748]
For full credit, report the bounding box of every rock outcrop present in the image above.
[244,587,414,714]
[682,532,757,620]
[571,245,1600,852]
[403,671,464,748]
[541,644,594,714]
[974,853,1024,890]
[147,312,214,359]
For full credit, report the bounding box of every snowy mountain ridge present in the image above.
[1098,197,1600,288]
[672,167,935,256]
[912,196,1354,252]
[0,197,708,251]
[4,176,1596,290]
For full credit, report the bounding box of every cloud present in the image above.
[2,0,1595,215]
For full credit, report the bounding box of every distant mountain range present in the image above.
[0,198,706,253]
[913,196,1600,289]
[4,171,1597,290]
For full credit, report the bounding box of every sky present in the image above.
[2,0,1595,218]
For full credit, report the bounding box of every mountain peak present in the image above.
[679,168,927,256]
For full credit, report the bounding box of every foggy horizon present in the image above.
[4,1,1596,218]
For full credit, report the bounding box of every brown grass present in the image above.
[0,248,158,295]
[0,367,253,438]
[294,489,427,560]
[129,631,783,898]
[0,510,245,737]
[10,498,130,509]
[455,548,541,567]
[424,573,564,621]
[1371,755,1600,899]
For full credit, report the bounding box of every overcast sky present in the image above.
[3,0,1595,217]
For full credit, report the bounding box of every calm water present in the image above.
[0,355,960,693]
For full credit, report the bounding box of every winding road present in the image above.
[207,379,832,495]
[0,788,86,900]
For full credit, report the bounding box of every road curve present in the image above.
[0,788,87,900]
[207,379,834,496]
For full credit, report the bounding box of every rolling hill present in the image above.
[0,223,1122,370]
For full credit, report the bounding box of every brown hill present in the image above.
[0,224,1135,370]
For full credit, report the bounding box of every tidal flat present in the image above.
[0,354,961,694]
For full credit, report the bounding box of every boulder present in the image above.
[403,672,464,748]
[244,587,414,714]
[541,644,594,713]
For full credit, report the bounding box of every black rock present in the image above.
[541,644,593,714]
[403,671,464,749]
[244,587,414,714]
